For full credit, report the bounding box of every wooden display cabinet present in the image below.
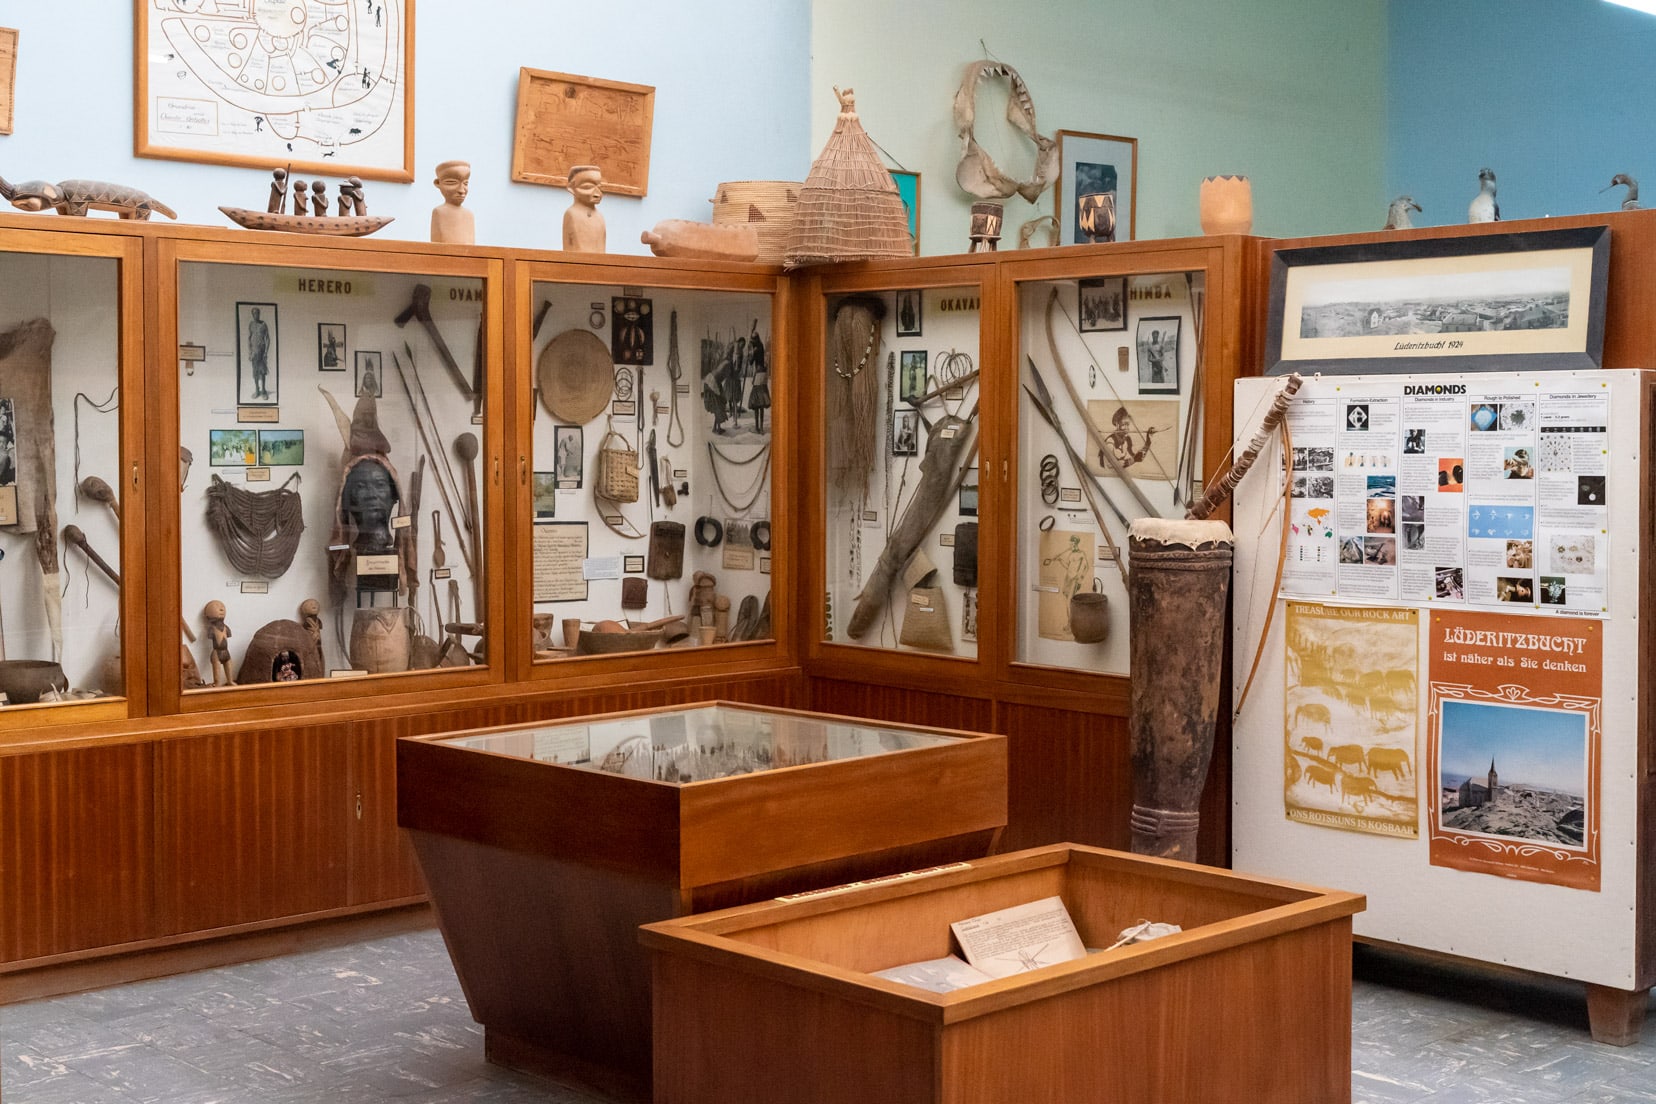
[642,843,1364,1104]
[398,701,1007,1099]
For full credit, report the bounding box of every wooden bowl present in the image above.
[574,629,663,656]
[0,659,67,704]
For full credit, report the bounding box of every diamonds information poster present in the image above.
[1282,376,1608,617]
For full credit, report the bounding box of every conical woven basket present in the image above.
[712,181,803,265]
[785,88,914,268]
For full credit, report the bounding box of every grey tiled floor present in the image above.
[2,931,1653,1102]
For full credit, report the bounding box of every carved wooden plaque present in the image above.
[0,28,16,136]
[512,67,655,197]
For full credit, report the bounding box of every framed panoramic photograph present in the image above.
[1136,316,1181,395]
[355,350,383,398]
[318,323,346,371]
[1055,130,1137,245]
[135,0,414,182]
[890,170,921,254]
[895,289,922,337]
[1265,225,1609,375]
[1078,276,1128,333]
[235,302,278,406]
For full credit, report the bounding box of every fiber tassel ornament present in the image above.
[827,296,886,501]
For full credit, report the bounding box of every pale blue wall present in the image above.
[0,3,812,252]
[1388,0,1656,226]
[811,0,1390,251]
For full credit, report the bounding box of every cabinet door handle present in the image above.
[131,461,140,491]
[519,455,527,485]
[493,456,501,485]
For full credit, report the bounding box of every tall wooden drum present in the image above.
[1127,518,1234,859]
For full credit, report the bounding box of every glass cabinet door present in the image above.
[1015,270,1207,676]
[525,280,774,660]
[822,285,983,659]
[0,243,130,712]
[175,259,486,691]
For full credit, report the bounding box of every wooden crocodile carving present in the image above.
[0,176,177,220]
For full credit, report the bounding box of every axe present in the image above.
[395,284,472,400]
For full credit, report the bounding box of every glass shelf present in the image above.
[445,703,960,783]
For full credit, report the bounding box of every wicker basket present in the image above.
[712,181,803,265]
[596,430,640,503]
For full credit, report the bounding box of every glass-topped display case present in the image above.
[821,283,984,660]
[445,701,957,781]
[522,280,775,662]
[0,233,139,721]
[171,250,491,696]
[399,700,1006,1095]
[1015,269,1209,679]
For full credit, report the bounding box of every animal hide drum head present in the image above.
[538,328,615,425]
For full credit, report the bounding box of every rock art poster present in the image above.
[1427,609,1601,891]
[1284,602,1419,837]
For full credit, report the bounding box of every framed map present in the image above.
[136,0,414,182]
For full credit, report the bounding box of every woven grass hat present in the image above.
[538,328,614,424]
[785,87,914,268]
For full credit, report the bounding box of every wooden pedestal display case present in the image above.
[642,844,1364,1104]
[398,701,1006,1098]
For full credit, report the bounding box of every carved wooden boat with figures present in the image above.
[218,206,394,237]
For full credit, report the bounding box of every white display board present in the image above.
[1230,369,1644,987]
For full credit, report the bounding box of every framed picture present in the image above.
[895,290,923,337]
[890,170,921,255]
[209,428,258,467]
[532,471,558,518]
[256,429,304,467]
[355,350,383,398]
[554,425,584,488]
[891,408,919,456]
[611,296,653,365]
[1055,130,1137,245]
[0,26,16,136]
[1265,225,1610,376]
[959,479,979,517]
[1136,316,1181,395]
[1078,276,1128,333]
[899,350,928,403]
[511,68,655,196]
[235,302,278,407]
[318,323,346,372]
[135,1,413,182]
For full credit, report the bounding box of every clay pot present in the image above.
[0,659,67,704]
[348,607,411,674]
[562,618,582,648]
[1199,175,1252,235]
[1069,592,1111,644]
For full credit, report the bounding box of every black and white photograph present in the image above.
[317,322,346,372]
[1540,576,1567,605]
[354,350,383,399]
[554,425,584,487]
[236,301,278,407]
[1400,494,1425,523]
[1436,566,1464,599]
[1403,522,1426,552]
[1291,475,1334,499]
[1299,268,1570,340]
[959,479,978,516]
[1404,427,1427,454]
[895,289,922,337]
[900,350,928,403]
[1577,475,1606,506]
[1135,317,1180,395]
[892,408,919,456]
[1345,403,1370,431]
[0,396,16,486]
[1292,445,1334,471]
[1078,276,1127,332]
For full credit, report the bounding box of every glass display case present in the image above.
[0,233,138,718]
[522,278,775,661]
[1015,269,1208,678]
[173,254,488,692]
[446,701,957,781]
[821,283,984,659]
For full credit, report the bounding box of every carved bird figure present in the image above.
[1601,173,1641,210]
[1384,195,1421,230]
[1468,168,1500,223]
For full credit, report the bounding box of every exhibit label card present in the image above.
[1426,609,1601,891]
[950,896,1086,978]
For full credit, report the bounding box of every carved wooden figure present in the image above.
[430,160,475,245]
[203,599,232,687]
[562,164,606,253]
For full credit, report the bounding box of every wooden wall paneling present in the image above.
[155,724,351,934]
[806,678,994,733]
[0,744,154,963]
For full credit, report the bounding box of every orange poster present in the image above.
[1427,610,1601,891]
